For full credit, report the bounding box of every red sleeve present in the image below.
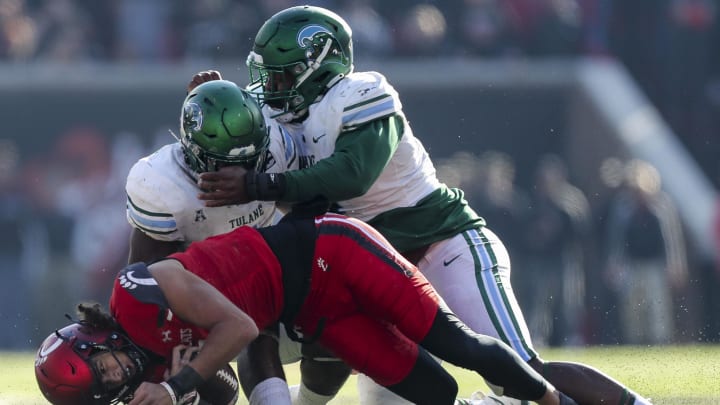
[109,263,208,359]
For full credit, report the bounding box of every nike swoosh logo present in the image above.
[443,254,461,266]
[312,134,327,143]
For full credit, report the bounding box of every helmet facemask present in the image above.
[84,337,148,404]
[35,323,150,405]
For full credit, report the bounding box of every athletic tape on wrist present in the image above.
[160,381,178,405]
[167,366,205,398]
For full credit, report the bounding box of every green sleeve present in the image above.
[281,114,404,202]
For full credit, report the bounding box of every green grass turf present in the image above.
[5,345,719,404]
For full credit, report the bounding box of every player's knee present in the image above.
[236,334,284,395]
[300,357,352,395]
[238,334,280,369]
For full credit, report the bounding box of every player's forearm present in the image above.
[189,316,258,381]
[245,154,374,202]
[283,151,379,201]
[246,116,403,202]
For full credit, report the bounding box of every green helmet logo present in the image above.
[247,6,353,120]
[180,80,270,173]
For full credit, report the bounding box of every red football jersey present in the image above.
[110,215,441,387]
[109,226,284,359]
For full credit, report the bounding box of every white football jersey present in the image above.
[126,122,297,243]
[276,71,440,222]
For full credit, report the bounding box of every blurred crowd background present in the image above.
[1,0,720,350]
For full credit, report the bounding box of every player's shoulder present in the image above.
[115,263,169,306]
[327,71,402,130]
[330,71,399,103]
[127,143,182,181]
[126,143,195,212]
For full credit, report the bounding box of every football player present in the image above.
[124,79,301,403]
[34,304,240,405]
[192,5,653,405]
[36,213,578,405]
[126,79,298,264]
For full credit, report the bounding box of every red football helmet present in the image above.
[35,322,149,405]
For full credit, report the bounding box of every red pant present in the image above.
[293,214,440,386]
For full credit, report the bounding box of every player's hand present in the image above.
[166,345,200,378]
[187,70,222,92]
[198,165,251,206]
[128,382,174,405]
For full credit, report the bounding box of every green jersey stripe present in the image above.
[127,196,173,218]
[343,93,392,112]
[465,230,511,344]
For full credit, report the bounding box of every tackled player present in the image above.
[36,213,578,405]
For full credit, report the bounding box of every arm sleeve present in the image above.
[280,114,404,202]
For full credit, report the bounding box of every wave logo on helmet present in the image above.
[183,102,203,132]
[297,24,333,49]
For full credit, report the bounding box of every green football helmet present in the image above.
[247,5,353,120]
[180,80,270,173]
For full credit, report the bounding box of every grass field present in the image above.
[5,345,719,404]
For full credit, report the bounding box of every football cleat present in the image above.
[465,390,530,405]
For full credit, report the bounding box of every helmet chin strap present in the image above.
[294,39,333,90]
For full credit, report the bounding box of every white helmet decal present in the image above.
[184,102,203,131]
[35,337,63,366]
[227,144,257,157]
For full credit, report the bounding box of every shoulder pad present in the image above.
[333,71,402,131]
[116,262,169,308]
[125,146,184,241]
